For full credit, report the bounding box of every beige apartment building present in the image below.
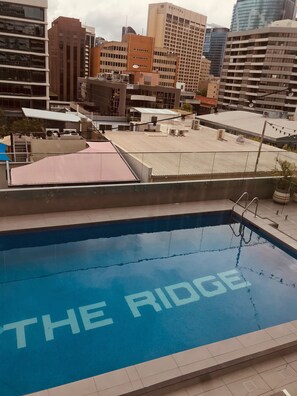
[147,2,207,92]
[219,19,297,115]
[91,34,178,87]
[207,79,220,99]
[199,57,211,82]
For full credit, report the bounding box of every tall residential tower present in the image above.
[147,2,207,92]
[219,20,297,115]
[0,0,49,112]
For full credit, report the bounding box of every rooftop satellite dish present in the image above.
[132,64,139,69]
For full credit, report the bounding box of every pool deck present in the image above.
[2,199,296,396]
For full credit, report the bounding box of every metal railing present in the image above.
[3,149,297,183]
[242,197,259,219]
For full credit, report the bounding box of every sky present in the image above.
[48,0,236,41]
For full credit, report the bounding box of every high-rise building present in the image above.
[230,0,297,32]
[84,25,95,79]
[219,20,297,115]
[0,0,49,112]
[48,17,94,101]
[147,2,207,92]
[203,25,229,77]
[91,34,178,87]
[121,26,136,40]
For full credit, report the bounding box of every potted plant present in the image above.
[273,159,295,204]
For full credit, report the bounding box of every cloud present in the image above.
[48,0,236,39]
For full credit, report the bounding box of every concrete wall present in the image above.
[30,139,87,161]
[0,177,275,217]
[117,149,152,182]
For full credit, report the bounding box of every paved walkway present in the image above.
[150,347,297,396]
[257,199,297,242]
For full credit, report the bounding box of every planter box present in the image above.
[273,189,291,204]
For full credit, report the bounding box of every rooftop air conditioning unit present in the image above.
[192,119,200,130]
[46,128,59,135]
[147,123,155,131]
[63,129,78,134]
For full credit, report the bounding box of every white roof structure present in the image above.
[198,111,297,142]
[131,108,179,116]
[0,136,11,146]
[22,108,81,123]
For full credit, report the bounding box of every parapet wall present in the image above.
[0,178,275,217]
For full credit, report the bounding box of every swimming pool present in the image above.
[0,211,296,395]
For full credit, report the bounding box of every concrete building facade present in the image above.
[91,34,178,88]
[230,0,297,32]
[48,17,92,101]
[147,2,207,92]
[218,20,297,115]
[0,0,49,112]
[207,79,220,99]
[203,25,229,77]
[78,75,180,117]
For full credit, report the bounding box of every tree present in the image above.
[181,103,193,112]
[0,108,8,136]
[10,118,43,134]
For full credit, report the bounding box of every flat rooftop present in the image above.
[105,124,297,179]
[198,111,297,142]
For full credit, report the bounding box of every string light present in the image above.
[267,121,297,137]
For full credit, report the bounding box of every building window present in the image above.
[0,1,44,21]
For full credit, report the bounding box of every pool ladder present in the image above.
[232,192,259,221]
[230,192,259,242]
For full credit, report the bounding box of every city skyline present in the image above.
[48,0,236,41]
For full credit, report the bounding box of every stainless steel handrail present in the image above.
[242,197,259,220]
[232,191,249,211]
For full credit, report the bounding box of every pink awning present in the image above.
[10,142,138,186]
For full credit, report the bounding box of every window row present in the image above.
[0,83,46,96]
[154,59,177,65]
[0,19,44,38]
[154,67,176,72]
[100,61,126,67]
[0,35,45,53]
[0,97,46,109]
[100,53,127,59]
[0,52,45,68]
[0,2,44,21]
[0,67,46,82]
[103,46,126,52]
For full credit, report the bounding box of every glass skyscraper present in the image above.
[230,0,297,32]
[203,26,229,77]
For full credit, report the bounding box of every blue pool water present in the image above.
[0,211,296,395]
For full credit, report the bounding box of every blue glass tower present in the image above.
[203,26,229,77]
[230,0,297,32]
